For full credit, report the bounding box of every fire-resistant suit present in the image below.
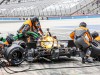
[70,22,93,63]
[17,17,43,42]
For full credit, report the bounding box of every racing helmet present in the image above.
[47,28,49,31]
[6,34,14,44]
[79,22,87,27]
[31,16,40,26]
[91,31,99,39]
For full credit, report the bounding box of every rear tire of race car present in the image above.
[12,40,26,49]
[4,44,25,66]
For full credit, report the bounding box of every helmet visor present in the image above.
[36,22,40,26]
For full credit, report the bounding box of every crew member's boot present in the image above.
[82,57,85,63]
[85,47,93,63]
[85,56,93,63]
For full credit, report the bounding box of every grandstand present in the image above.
[0,1,100,75]
[0,0,99,17]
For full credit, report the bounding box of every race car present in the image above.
[0,31,76,66]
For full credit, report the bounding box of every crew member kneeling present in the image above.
[70,22,93,63]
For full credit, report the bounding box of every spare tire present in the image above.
[91,41,100,57]
[12,40,26,49]
[4,44,25,66]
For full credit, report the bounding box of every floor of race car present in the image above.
[0,57,100,75]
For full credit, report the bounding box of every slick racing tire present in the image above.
[4,44,25,66]
[91,40,100,57]
[12,40,26,49]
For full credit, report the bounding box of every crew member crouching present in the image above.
[70,22,93,63]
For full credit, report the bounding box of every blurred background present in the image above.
[0,0,99,40]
